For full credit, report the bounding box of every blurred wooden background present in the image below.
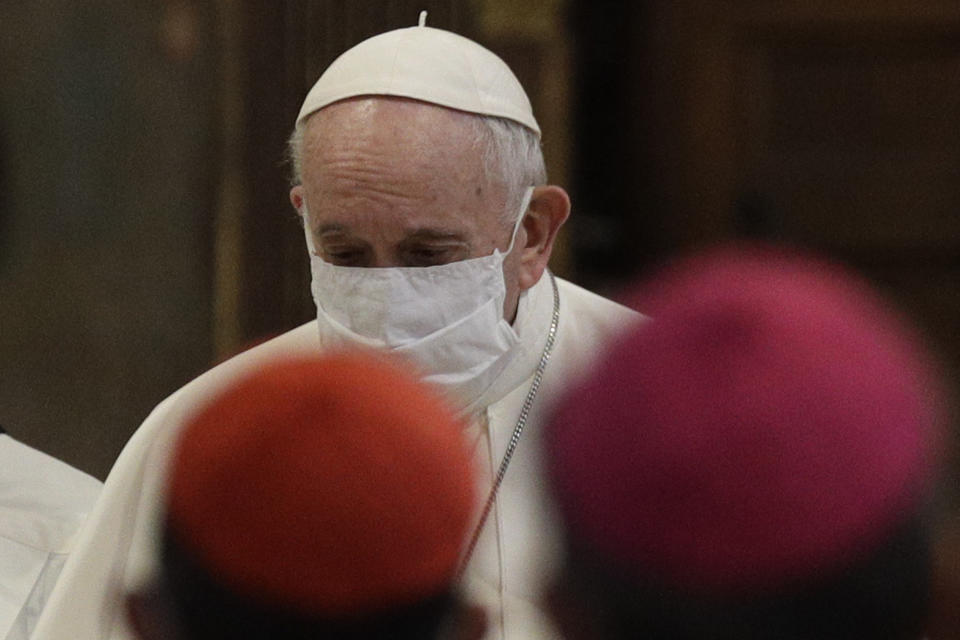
[1,0,957,500]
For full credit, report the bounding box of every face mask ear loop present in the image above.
[504,186,535,255]
[301,203,318,255]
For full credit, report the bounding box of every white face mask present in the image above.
[304,187,534,414]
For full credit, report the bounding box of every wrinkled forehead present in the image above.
[304,96,480,152]
[300,97,499,195]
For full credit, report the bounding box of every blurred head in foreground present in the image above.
[546,245,946,640]
[127,351,482,640]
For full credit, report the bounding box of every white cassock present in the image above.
[0,433,102,640]
[29,273,641,640]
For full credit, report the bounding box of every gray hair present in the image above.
[286,112,546,227]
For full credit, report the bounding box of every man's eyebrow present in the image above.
[315,222,349,237]
[402,228,470,243]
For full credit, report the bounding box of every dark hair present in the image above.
[159,526,458,640]
[560,512,931,640]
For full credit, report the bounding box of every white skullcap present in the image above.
[295,18,540,137]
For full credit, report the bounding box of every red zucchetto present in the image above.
[166,350,475,616]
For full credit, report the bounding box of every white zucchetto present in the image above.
[295,17,540,137]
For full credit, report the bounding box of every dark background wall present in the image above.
[0,0,217,479]
[567,0,960,490]
[1,0,957,501]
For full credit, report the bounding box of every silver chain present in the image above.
[458,272,560,575]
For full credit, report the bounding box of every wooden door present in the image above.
[571,0,960,418]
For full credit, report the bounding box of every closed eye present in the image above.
[398,229,471,267]
[401,245,467,267]
[322,246,370,267]
[315,223,372,266]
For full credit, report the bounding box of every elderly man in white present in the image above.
[31,16,640,640]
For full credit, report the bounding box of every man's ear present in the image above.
[290,185,305,215]
[518,185,570,291]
